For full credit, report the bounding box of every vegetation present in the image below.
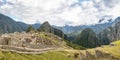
[101,40,120,58]
[26,25,36,33]
[0,13,28,34]
[0,51,74,60]
[0,40,120,60]
[76,28,101,48]
[66,40,86,50]
[0,34,120,60]
[38,21,67,39]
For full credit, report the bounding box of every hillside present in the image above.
[0,32,67,54]
[76,28,101,48]
[0,13,28,34]
[0,40,120,60]
[56,17,120,41]
[99,21,120,45]
[38,21,67,39]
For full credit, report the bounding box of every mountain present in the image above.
[32,23,41,29]
[99,20,120,45]
[55,21,113,41]
[56,22,113,35]
[55,17,120,41]
[16,22,28,30]
[0,13,28,34]
[58,23,112,41]
[0,13,66,39]
[76,28,101,48]
[38,21,67,39]
[38,22,53,33]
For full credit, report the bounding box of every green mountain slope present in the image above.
[0,13,28,34]
[76,28,101,48]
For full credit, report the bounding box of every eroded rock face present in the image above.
[99,22,120,45]
[0,32,64,49]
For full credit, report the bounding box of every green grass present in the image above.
[108,40,120,58]
[38,32,66,47]
[0,51,74,60]
[0,40,120,60]
[112,40,120,45]
[94,40,120,59]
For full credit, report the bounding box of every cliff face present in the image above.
[99,22,120,45]
[76,28,101,48]
[38,21,67,39]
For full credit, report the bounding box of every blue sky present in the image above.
[0,0,120,26]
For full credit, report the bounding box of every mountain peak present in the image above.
[38,21,67,39]
[42,21,50,26]
[76,28,101,48]
[38,21,52,33]
[114,17,120,23]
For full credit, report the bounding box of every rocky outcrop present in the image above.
[38,21,67,39]
[38,22,53,33]
[99,21,120,45]
[76,28,101,48]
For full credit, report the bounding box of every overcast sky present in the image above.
[0,0,120,26]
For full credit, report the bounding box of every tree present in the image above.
[26,25,36,33]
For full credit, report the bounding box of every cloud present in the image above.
[0,0,120,26]
[109,3,120,18]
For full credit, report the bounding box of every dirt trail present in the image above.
[0,45,55,54]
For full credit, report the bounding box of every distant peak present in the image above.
[116,17,120,19]
[42,21,50,25]
[114,17,120,23]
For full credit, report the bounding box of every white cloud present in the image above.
[0,0,120,26]
[110,4,120,18]
[0,4,12,9]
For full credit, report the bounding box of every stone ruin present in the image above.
[0,32,63,50]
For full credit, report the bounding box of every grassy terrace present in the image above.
[0,50,74,60]
[81,40,120,60]
[0,41,120,60]
[104,40,120,58]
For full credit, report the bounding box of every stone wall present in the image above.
[0,32,63,50]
